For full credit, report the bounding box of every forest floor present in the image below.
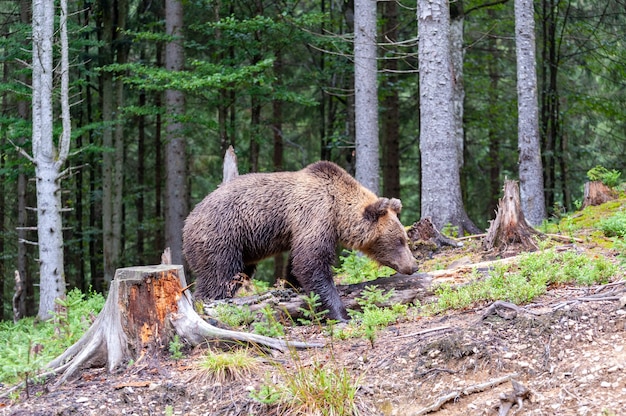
[2,204,626,416]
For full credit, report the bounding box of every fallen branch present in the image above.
[457,233,486,241]
[396,325,452,339]
[545,233,584,244]
[413,373,519,415]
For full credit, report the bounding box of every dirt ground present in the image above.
[2,240,626,416]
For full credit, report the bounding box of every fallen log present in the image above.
[47,265,321,384]
[213,273,435,321]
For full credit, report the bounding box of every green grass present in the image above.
[197,348,259,383]
[251,356,360,415]
[432,249,618,313]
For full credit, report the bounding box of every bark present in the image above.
[0,87,4,321]
[46,265,321,384]
[17,0,32,317]
[112,0,129,270]
[101,0,115,283]
[164,0,188,265]
[248,0,263,173]
[354,0,379,194]
[249,94,261,172]
[32,0,71,320]
[154,48,164,256]
[272,54,285,282]
[540,0,561,212]
[515,0,546,226]
[581,181,617,208]
[381,0,400,199]
[450,2,465,169]
[487,20,501,221]
[272,52,284,172]
[483,180,541,256]
[418,0,479,236]
[136,89,146,262]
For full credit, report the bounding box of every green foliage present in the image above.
[297,292,329,326]
[250,379,282,405]
[333,251,395,285]
[355,285,394,308]
[213,304,256,328]
[433,249,618,312]
[198,348,258,383]
[441,223,460,238]
[252,306,285,338]
[251,357,360,415]
[612,238,626,265]
[598,211,626,238]
[168,335,185,360]
[587,166,622,188]
[341,286,409,347]
[0,289,105,385]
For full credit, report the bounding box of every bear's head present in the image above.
[358,198,418,275]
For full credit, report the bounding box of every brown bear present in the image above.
[182,161,417,321]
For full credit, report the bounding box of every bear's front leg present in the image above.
[289,246,349,322]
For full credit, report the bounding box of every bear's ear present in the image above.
[364,198,391,222]
[389,198,402,214]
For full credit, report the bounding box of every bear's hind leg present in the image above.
[193,249,246,300]
[284,256,302,291]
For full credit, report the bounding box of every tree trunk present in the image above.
[101,0,116,283]
[154,48,164,258]
[483,180,541,256]
[47,265,321,384]
[381,0,400,200]
[112,0,129,271]
[164,0,188,265]
[17,0,32,317]
[450,1,465,170]
[581,181,617,208]
[136,89,146,263]
[515,0,546,226]
[354,0,379,194]
[32,0,71,320]
[418,0,479,236]
[272,54,285,282]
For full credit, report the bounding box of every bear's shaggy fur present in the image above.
[183,161,417,321]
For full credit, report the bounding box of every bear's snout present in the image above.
[396,262,418,275]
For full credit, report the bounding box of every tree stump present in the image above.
[47,265,321,384]
[483,180,541,255]
[407,217,463,260]
[582,181,617,208]
[222,145,239,184]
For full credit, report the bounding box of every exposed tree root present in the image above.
[413,373,519,415]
